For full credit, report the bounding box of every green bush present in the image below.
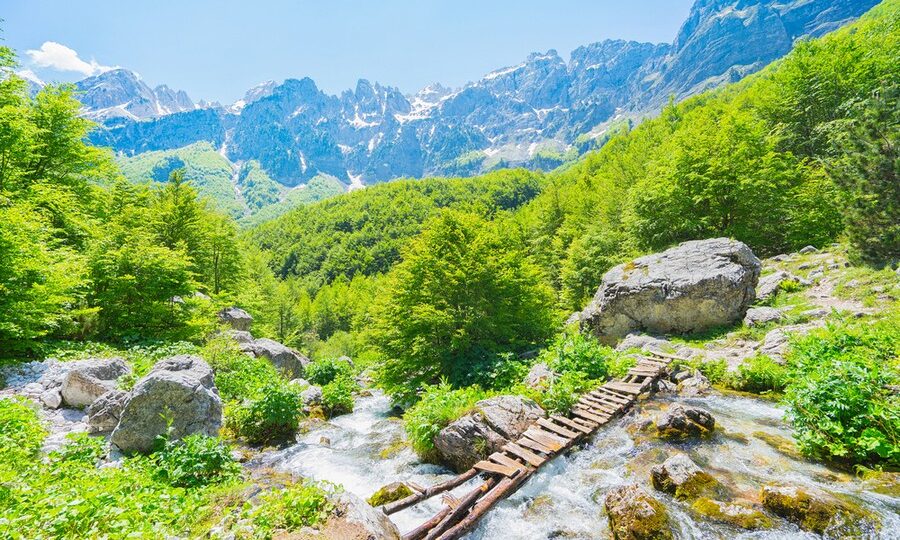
[542,331,613,381]
[403,382,490,459]
[0,398,46,470]
[306,357,354,386]
[784,313,899,467]
[152,434,241,488]
[534,371,596,415]
[727,354,788,393]
[202,336,280,402]
[320,374,357,416]
[242,480,337,537]
[696,359,728,384]
[226,383,304,445]
[49,432,105,466]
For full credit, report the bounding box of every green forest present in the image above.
[0,1,898,538]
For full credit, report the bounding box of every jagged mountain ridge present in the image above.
[75,69,197,121]
[83,0,879,189]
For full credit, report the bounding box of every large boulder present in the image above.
[604,484,672,540]
[650,454,719,500]
[60,357,130,408]
[743,306,782,327]
[218,307,253,331]
[655,405,715,440]
[110,355,222,453]
[241,338,309,379]
[86,389,129,432]
[691,498,772,530]
[580,238,761,344]
[760,484,875,536]
[434,395,544,472]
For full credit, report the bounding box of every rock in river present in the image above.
[580,238,761,344]
[605,484,672,540]
[650,454,719,499]
[655,404,715,440]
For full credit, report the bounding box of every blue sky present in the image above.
[5,0,694,104]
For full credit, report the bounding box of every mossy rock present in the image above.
[605,484,673,540]
[650,454,723,501]
[378,439,409,460]
[760,484,878,536]
[691,498,772,529]
[752,431,803,460]
[367,482,413,507]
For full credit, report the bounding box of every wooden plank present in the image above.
[537,418,578,439]
[441,493,461,509]
[435,475,526,540]
[572,407,610,425]
[474,460,519,477]
[569,416,598,430]
[579,396,619,413]
[503,442,546,467]
[522,428,565,451]
[603,382,643,396]
[489,452,527,472]
[628,367,661,376]
[403,506,451,540]
[423,478,497,540]
[551,414,592,434]
[591,389,630,405]
[515,435,554,455]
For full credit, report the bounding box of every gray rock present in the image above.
[671,369,691,383]
[650,454,716,499]
[337,355,354,367]
[40,388,62,409]
[224,330,254,344]
[86,390,128,432]
[799,245,818,254]
[808,270,824,280]
[217,307,253,331]
[656,404,715,440]
[743,306,782,327]
[756,270,808,302]
[60,358,131,407]
[581,238,760,344]
[111,356,222,453]
[315,491,401,539]
[240,338,309,379]
[301,385,323,406]
[434,395,544,472]
[678,372,711,397]
[604,484,672,540]
[193,291,211,301]
[654,379,677,394]
[615,333,672,353]
[761,484,873,535]
[524,363,556,388]
[759,324,817,360]
[802,308,830,319]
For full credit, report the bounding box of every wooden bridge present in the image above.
[377,350,679,540]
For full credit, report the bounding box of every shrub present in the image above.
[784,313,899,467]
[202,336,280,401]
[320,374,357,416]
[49,432,105,466]
[152,434,241,488]
[226,383,304,445]
[536,371,596,415]
[243,480,337,536]
[0,398,46,469]
[403,381,490,459]
[306,357,354,386]
[696,359,728,384]
[727,354,788,393]
[543,331,613,381]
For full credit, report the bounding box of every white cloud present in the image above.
[25,41,113,76]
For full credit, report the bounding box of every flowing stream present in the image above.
[252,391,900,539]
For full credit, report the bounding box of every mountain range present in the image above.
[29,0,879,218]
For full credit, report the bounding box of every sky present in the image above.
[4,0,695,104]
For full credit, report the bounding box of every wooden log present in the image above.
[551,414,592,434]
[516,435,554,455]
[502,442,545,467]
[434,474,529,540]
[423,477,497,540]
[474,460,519,477]
[537,418,579,439]
[382,468,479,515]
[402,506,452,540]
